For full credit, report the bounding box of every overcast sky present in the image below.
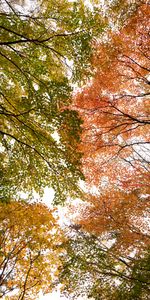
[39,290,67,300]
[39,290,88,300]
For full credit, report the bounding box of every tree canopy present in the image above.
[0,0,108,204]
[66,0,150,253]
[0,200,64,299]
[0,1,149,300]
[71,189,150,253]
[74,1,150,191]
[59,2,150,299]
[59,230,150,300]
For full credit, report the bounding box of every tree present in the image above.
[0,0,145,204]
[59,229,150,300]
[101,0,143,28]
[71,189,150,253]
[69,0,150,255]
[0,200,64,299]
[113,249,150,300]
[0,0,109,204]
[74,1,150,191]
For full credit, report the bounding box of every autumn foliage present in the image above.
[0,201,63,299]
[75,189,150,253]
[71,2,150,253]
[0,1,150,299]
[74,2,150,190]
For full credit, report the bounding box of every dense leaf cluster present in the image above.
[0,0,106,203]
[59,231,150,300]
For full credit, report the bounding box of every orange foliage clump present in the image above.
[73,2,150,191]
[75,188,150,253]
[70,2,150,253]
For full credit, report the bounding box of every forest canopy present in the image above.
[0,0,107,204]
[0,0,149,300]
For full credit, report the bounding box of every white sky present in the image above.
[39,291,89,300]
[38,290,68,300]
[39,290,88,300]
